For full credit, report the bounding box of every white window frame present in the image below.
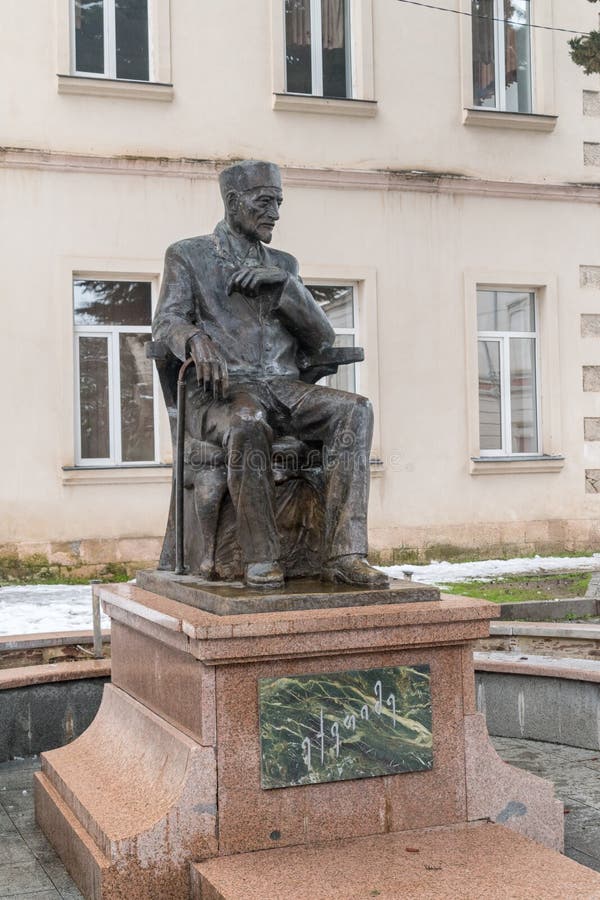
[69,0,153,81]
[271,0,376,114]
[73,279,160,467]
[460,0,557,128]
[477,290,541,457]
[471,0,533,113]
[307,281,360,392]
[283,0,352,98]
[464,271,564,476]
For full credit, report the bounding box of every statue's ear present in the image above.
[225,190,239,215]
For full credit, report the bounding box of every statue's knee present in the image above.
[226,409,272,446]
[338,394,373,428]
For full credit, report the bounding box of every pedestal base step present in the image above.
[191,822,600,900]
[137,570,439,615]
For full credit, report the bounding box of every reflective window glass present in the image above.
[322,0,349,99]
[286,0,313,94]
[74,280,152,326]
[307,284,357,392]
[74,0,105,74]
[472,0,496,108]
[74,278,155,465]
[308,285,354,329]
[504,0,532,113]
[79,336,110,459]
[472,0,532,112]
[478,340,502,451]
[477,290,535,332]
[476,287,539,456]
[119,333,155,461]
[115,0,149,81]
[510,337,537,453]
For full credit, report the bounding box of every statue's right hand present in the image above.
[188,333,229,400]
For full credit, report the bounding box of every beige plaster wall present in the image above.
[2,159,600,555]
[3,0,600,559]
[0,0,599,182]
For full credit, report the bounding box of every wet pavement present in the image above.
[491,735,600,873]
[0,755,82,898]
[1,738,600,896]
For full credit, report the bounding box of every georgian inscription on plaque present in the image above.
[258,665,433,789]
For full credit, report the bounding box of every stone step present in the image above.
[191,821,600,900]
[36,683,217,897]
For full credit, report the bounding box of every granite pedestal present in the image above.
[34,582,568,899]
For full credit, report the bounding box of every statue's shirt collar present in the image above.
[214,220,266,268]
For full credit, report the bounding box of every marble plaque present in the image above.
[258,664,433,789]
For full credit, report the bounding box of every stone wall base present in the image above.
[3,516,600,578]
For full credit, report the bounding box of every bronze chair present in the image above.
[147,341,364,581]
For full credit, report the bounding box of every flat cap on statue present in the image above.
[218,160,282,198]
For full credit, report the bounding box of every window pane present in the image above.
[478,340,502,451]
[325,334,356,392]
[504,0,531,113]
[119,333,155,461]
[472,0,496,107]
[115,0,149,81]
[477,290,535,332]
[74,0,105,74]
[79,336,110,459]
[307,285,354,329]
[286,0,312,94]
[510,337,537,453]
[74,280,152,326]
[322,0,349,98]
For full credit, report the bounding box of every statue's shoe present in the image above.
[245,560,285,590]
[324,555,390,588]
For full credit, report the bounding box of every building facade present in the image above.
[2,0,600,571]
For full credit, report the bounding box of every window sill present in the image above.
[273,93,377,118]
[470,455,565,475]
[57,75,174,102]
[370,458,385,479]
[463,108,558,133]
[62,464,172,486]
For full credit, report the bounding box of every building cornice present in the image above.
[2,147,600,204]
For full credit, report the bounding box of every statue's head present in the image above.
[219,160,283,244]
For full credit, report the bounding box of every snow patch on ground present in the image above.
[0,584,111,637]
[1,555,600,636]
[381,554,600,585]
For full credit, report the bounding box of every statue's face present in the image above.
[229,187,283,243]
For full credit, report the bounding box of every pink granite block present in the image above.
[215,646,468,854]
[464,713,564,851]
[110,621,216,745]
[192,822,600,900]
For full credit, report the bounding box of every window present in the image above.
[74,279,157,465]
[477,289,539,456]
[285,0,352,98]
[307,284,358,392]
[72,0,149,80]
[472,0,532,112]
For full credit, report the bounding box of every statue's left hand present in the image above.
[227,266,288,298]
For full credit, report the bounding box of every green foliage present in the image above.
[441,572,592,604]
[0,554,130,585]
[569,0,600,75]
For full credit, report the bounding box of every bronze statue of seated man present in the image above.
[152,159,388,591]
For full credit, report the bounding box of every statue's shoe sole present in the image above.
[322,568,390,589]
[244,578,286,591]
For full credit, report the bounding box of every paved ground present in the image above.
[491,735,600,873]
[0,756,82,899]
[1,738,600,896]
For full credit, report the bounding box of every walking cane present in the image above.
[175,357,195,575]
